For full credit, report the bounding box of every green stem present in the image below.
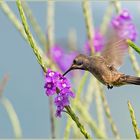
[0,0,27,41]
[76,101,106,138]
[16,0,91,138]
[64,118,71,139]
[68,28,77,51]
[64,72,88,138]
[77,72,89,98]
[111,0,121,13]
[0,0,50,70]
[1,97,22,138]
[128,101,140,139]
[100,3,113,35]
[99,85,120,139]
[0,74,22,138]
[47,0,55,50]
[127,39,140,76]
[127,39,140,55]
[94,81,106,135]
[82,0,94,54]
[16,0,49,73]
[21,1,47,49]
[84,77,95,108]
[48,97,56,138]
[65,106,91,139]
[47,0,56,138]
[128,48,140,76]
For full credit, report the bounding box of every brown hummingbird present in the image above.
[63,38,140,89]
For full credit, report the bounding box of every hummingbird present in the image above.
[63,38,140,89]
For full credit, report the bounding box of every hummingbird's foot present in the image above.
[107,85,113,89]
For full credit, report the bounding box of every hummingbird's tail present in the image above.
[125,75,140,85]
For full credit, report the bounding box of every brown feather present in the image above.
[101,32,128,69]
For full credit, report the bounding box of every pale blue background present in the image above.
[0,0,140,138]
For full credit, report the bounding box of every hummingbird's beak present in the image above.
[63,65,74,76]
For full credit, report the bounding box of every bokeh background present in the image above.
[0,0,140,138]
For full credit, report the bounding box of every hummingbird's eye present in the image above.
[77,60,83,65]
[73,59,83,65]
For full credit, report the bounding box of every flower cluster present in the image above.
[111,9,137,41]
[85,31,105,54]
[50,45,77,72]
[44,69,75,117]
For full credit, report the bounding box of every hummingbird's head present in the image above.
[63,54,89,76]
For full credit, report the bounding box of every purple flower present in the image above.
[57,76,70,90]
[117,23,137,41]
[44,69,59,96]
[50,45,63,60]
[44,81,56,96]
[111,9,137,41]
[55,106,63,117]
[112,10,132,29]
[44,69,75,117]
[120,9,131,20]
[54,88,75,117]
[85,31,105,54]
[54,92,69,110]
[60,52,77,72]
[111,16,123,29]
[50,45,77,72]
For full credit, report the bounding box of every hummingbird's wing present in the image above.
[101,34,128,69]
